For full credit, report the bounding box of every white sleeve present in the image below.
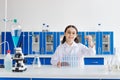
[50,46,62,66]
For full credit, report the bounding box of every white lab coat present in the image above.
[51,41,96,67]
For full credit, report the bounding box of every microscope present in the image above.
[12,47,27,72]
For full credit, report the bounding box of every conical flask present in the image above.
[32,52,41,67]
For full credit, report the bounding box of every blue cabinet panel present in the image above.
[0,59,4,68]
[29,32,32,54]
[25,57,34,65]
[84,57,104,65]
[22,32,29,55]
[45,58,51,65]
[0,59,4,64]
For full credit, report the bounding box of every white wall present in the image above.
[0,0,120,49]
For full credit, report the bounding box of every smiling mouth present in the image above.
[69,37,74,39]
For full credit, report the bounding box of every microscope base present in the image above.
[12,67,27,72]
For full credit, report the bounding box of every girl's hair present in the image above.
[61,25,80,44]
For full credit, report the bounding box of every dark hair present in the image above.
[61,25,80,44]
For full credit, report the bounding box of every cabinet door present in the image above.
[57,32,64,46]
[29,32,33,54]
[21,32,29,55]
[32,32,40,54]
[85,32,97,53]
[78,32,85,44]
[43,32,57,54]
[99,32,114,55]
[25,57,34,65]
[45,58,51,65]
[96,32,101,55]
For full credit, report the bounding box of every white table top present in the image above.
[0,65,120,79]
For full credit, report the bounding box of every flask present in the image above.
[32,52,41,67]
[4,50,13,72]
[11,19,22,47]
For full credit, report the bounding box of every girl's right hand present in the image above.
[57,61,61,68]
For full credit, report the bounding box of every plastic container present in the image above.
[4,50,13,72]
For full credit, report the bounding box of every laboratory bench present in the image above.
[0,54,119,80]
[0,65,120,80]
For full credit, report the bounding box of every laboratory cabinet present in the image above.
[1,31,114,55]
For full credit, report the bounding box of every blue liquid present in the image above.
[12,36,19,47]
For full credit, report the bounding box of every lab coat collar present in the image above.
[64,41,77,47]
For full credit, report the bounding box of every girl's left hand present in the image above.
[85,35,94,48]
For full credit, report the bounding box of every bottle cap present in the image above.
[7,50,11,53]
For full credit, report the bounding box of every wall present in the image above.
[0,0,120,52]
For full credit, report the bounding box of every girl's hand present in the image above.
[85,35,95,48]
[57,61,61,68]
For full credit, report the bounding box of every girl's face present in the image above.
[65,27,77,44]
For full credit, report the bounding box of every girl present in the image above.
[51,25,96,67]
